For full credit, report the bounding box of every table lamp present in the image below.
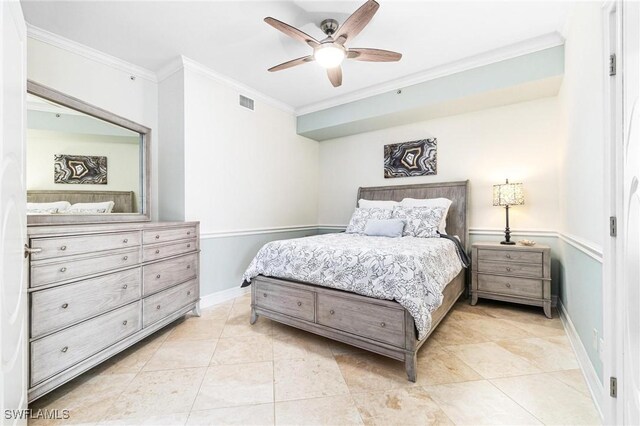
[493,179,524,245]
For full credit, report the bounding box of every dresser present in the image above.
[470,242,551,318]
[26,222,200,402]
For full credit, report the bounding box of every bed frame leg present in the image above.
[250,307,258,325]
[405,353,417,382]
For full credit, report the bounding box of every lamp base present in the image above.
[500,240,516,245]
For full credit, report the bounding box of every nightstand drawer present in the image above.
[477,260,542,278]
[477,274,542,299]
[478,249,542,264]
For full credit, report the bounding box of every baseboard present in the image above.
[200,286,250,309]
[558,300,604,420]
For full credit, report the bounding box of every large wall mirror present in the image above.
[27,81,151,225]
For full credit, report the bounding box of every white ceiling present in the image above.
[20,1,573,111]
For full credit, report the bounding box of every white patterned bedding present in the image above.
[242,233,464,339]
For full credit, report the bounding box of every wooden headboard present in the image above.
[27,190,135,213]
[357,181,469,248]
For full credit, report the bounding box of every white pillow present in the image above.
[67,201,115,214]
[358,199,399,210]
[27,201,71,213]
[346,207,393,234]
[400,198,452,234]
[391,206,446,238]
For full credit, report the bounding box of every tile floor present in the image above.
[30,294,601,425]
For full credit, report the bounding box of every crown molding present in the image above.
[26,24,157,83]
[295,32,566,116]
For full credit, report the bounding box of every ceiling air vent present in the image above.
[239,95,254,111]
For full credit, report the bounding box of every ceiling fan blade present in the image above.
[268,56,314,72]
[347,48,402,62]
[327,67,343,87]
[333,0,380,45]
[264,17,320,48]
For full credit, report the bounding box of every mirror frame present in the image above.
[26,80,151,225]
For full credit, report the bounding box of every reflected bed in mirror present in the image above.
[26,81,151,225]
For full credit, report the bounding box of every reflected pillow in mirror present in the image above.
[27,201,71,214]
[66,201,115,214]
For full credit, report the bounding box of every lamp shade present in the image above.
[493,180,524,206]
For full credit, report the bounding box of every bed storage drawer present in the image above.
[143,253,197,296]
[31,268,142,338]
[30,301,141,386]
[477,260,542,278]
[477,249,542,264]
[143,279,198,327]
[477,274,543,299]
[316,294,405,348]
[30,231,140,261]
[143,226,196,245]
[254,280,314,322]
[143,238,197,262]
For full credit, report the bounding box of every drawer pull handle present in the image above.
[330,309,335,315]
[155,249,160,254]
[123,256,128,261]
[122,320,128,326]
[156,305,161,310]
[506,254,512,259]
[155,235,160,239]
[506,283,512,288]
[187,244,191,248]
[60,267,67,272]
[187,231,191,235]
[60,245,67,251]
[61,303,68,309]
[156,274,161,279]
[187,291,191,296]
[380,322,386,328]
[61,346,68,353]
[122,284,128,290]
[123,239,128,243]
[297,301,302,307]
[506,267,511,272]
[187,265,191,269]
[263,293,267,298]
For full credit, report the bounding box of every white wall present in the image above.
[318,96,562,232]
[27,37,159,219]
[27,130,141,210]
[182,65,319,233]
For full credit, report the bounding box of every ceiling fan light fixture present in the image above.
[313,44,346,69]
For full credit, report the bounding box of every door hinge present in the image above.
[610,53,617,76]
[610,216,617,237]
[610,376,617,398]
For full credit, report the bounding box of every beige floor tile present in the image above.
[445,341,542,378]
[333,353,412,394]
[415,342,482,386]
[492,373,601,425]
[97,329,172,375]
[192,362,273,410]
[30,373,135,425]
[275,395,362,425]
[475,301,563,329]
[221,309,272,338]
[143,340,217,371]
[166,318,225,342]
[106,368,205,420]
[458,317,534,341]
[424,380,541,425]
[430,316,490,346]
[496,336,579,372]
[199,301,234,321]
[548,369,592,397]
[211,334,273,365]
[97,413,189,425]
[187,404,274,426]
[502,319,567,338]
[352,386,451,426]
[233,292,252,307]
[272,328,333,360]
[274,356,350,402]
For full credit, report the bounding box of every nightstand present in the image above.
[471,242,552,318]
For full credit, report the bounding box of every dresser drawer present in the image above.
[31,268,142,338]
[254,280,314,322]
[31,248,141,288]
[143,238,197,262]
[477,274,543,299]
[143,226,196,245]
[143,279,198,327]
[30,302,141,386]
[477,260,542,278]
[143,253,197,296]
[30,231,140,261]
[316,294,405,348]
[477,249,542,264]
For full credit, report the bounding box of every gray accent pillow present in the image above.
[363,219,406,238]
[345,207,393,234]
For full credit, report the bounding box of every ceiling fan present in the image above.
[264,0,402,87]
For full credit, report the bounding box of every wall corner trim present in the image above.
[26,23,158,83]
[558,300,605,420]
[199,286,250,310]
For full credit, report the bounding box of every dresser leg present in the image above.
[192,302,201,317]
[250,307,258,325]
[543,301,552,318]
[405,353,417,383]
[470,293,478,306]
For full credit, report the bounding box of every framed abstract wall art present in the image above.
[54,154,108,184]
[383,138,437,178]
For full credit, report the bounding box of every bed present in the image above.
[245,181,468,382]
[27,190,135,213]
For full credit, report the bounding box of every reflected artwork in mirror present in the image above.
[26,81,151,224]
